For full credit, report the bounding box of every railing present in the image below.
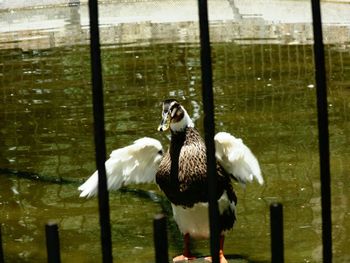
[197,0,221,261]
[45,222,61,263]
[0,225,4,263]
[88,0,113,261]
[0,0,332,262]
[311,1,332,262]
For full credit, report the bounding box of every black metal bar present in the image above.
[270,203,284,263]
[0,225,4,263]
[88,0,113,262]
[310,1,333,262]
[197,0,220,263]
[153,214,169,263]
[45,222,61,263]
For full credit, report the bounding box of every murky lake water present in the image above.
[1,2,350,263]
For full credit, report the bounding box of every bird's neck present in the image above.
[170,109,194,133]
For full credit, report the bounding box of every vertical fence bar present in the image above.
[310,1,332,262]
[88,0,113,262]
[197,0,220,262]
[45,222,61,263]
[153,214,169,263]
[270,203,284,263]
[0,225,4,263]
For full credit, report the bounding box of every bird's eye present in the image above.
[158,149,163,155]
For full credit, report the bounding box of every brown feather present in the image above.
[156,127,237,209]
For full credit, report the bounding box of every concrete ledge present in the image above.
[0,0,82,10]
[0,0,349,50]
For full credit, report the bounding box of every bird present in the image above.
[78,99,263,263]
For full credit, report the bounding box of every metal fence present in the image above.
[0,0,332,262]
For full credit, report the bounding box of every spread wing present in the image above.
[78,137,164,198]
[214,132,263,185]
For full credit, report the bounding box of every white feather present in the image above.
[214,132,263,185]
[78,137,163,198]
[172,191,235,239]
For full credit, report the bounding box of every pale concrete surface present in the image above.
[0,0,349,50]
[0,0,82,10]
[1,0,350,24]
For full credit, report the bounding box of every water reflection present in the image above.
[0,2,350,263]
[1,40,349,262]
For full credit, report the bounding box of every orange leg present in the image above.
[205,235,228,263]
[173,233,196,262]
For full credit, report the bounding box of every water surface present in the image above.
[0,3,350,263]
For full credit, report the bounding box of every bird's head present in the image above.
[158,99,194,133]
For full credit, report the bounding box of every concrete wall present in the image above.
[0,0,349,50]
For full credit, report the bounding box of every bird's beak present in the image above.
[158,111,171,132]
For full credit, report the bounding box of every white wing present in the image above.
[78,137,163,198]
[214,132,263,185]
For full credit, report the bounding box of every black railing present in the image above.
[0,0,333,262]
[45,222,61,263]
[270,203,284,263]
[153,214,169,263]
[0,225,4,263]
[197,0,220,262]
[88,0,113,262]
[310,1,333,262]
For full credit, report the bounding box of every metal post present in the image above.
[310,1,332,262]
[153,214,169,263]
[197,0,220,262]
[0,225,4,263]
[45,222,61,263]
[88,0,113,262]
[270,203,284,263]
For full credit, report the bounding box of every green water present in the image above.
[0,30,350,263]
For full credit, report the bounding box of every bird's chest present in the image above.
[155,149,208,207]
